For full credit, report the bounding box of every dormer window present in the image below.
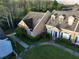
[68,16,75,26]
[58,15,64,24]
[51,15,56,20]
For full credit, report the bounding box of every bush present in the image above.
[16,27,52,45]
[15,27,27,39]
[25,32,52,44]
[36,32,52,41]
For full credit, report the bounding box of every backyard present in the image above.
[23,45,79,59]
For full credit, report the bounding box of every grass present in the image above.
[23,45,79,59]
[22,37,51,45]
[55,38,79,52]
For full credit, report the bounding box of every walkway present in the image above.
[7,32,29,48]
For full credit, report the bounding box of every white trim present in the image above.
[74,21,79,31]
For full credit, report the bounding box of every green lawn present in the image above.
[55,38,79,52]
[23,45,79,59]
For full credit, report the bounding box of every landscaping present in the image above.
[21,32,52,45]
[23,45,79,59]
[55,38,79,52]
[11,40,25,54]
[16,27,52,45]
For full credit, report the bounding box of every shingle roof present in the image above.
[23,12,44,30]
[47,11,79,32]
[53,11,79,18]
[76,24,79,32]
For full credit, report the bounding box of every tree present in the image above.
[16,27,27,38]
[53,0,58,10]
[0,4,14,30]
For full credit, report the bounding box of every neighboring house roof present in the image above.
[0,40,13,58]
[0,28,6,39]
[47,10,79,32]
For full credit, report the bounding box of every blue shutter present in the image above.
[61,33,63,38]
[68,35,71,41]
[74,37,78,44]
[54,31,57,38]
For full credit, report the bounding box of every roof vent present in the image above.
[68,16,75,26]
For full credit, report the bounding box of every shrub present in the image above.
[15,27,27,39]
[16,27,52,44]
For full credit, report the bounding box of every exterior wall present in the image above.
[32,11,51,36]
[46,24,79,43]
[61,28,79,41]
[18,20,33,35]
[60,32,71,40]
[46,25,59,38]
[18,20,29,29]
